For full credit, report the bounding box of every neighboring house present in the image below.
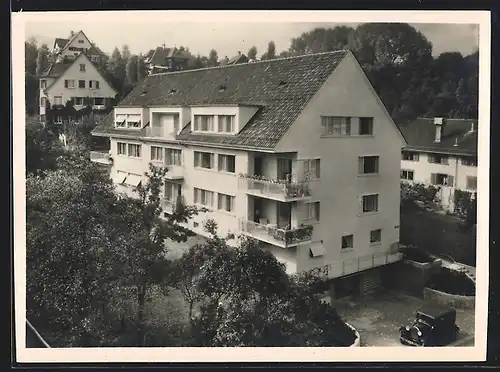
[91,50,406,297]
[221,51,248,65]
[51,30,106,65]
[39,52,117,122]
[400,117,478,211]
[144,46,194,74]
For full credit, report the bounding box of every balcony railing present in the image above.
[239,219,314,248]
[90,151,112,165]
[324,250,402,279]
[145,126,177,138]
[238,174,311,202]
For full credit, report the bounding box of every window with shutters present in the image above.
[320,116,351,136]
[78,80,86,88]
[79,64,86,72]
[218,154,236,173]
[358,156,379,175]
[217,193,235,212]
[65,79,76,88]
[430,173,454,187]
[303,159,320,179]
[194,151,214,169]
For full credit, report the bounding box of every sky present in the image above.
[24,16,479,59]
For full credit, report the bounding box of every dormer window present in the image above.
[218,115,235,133]
[115,113,142,129]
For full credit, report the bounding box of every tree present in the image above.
[290,26,355,55]
[25,37,38,75]
[248,45,258,60]
[266,40,276,60]
[126,54,139,85]
[36,44,50,76]
[26,159,126,346]
[136,55,147,81]
[208,49,218,67]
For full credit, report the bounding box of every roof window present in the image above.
[278,80,288,87]
[170,88,177,94]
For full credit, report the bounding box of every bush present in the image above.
[426,267,475,296]
[401,181,440,205]
[400,245,434,263]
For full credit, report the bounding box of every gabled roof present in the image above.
[92,50,350,149]
[59,30,90,54]
[401,117,478,156]
[147,46,191,66]
[41,62,73,78]
[224,53,248,65]
[53,38,69,50]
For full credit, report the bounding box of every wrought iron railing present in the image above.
[239,219,313,247]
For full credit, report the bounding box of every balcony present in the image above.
[90,151,112,165]
[238,174,311,202]
[325,249,402,279]
[145,126,177,139]
[164,165,184,180]
[239,219,314,248]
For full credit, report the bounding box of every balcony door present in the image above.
[276,202,291,229]
[254,156,263,177]
[277,158,292,181]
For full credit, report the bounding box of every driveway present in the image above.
[334,290,475,347]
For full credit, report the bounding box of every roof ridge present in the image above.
[148,49,351,77]
[417,117,478,121]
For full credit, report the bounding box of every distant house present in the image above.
[400,117,478,210]
[144,46,194,74]
[221,51,248,66]
[39,30,117,123]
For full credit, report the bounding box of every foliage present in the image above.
[248,45,258,60]
[400,245,434,263]
[400,181,440,206]
[136,55,147,81]
[208,49,218,67]
[126,54,139,84]
[25,37,39,75]
[426,267,475,296]
[453,189,477,226]
[35,44,50,76]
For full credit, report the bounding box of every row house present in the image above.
[39,30,117,122]
[400,117,478,211]
[91,50,406,297]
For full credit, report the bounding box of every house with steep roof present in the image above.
[400,117,478,210]
[91,50,406,296]
[39,31,117,122]
[221,51,248,65]
[144,46,193,74]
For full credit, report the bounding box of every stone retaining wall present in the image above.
[423,287,475,309]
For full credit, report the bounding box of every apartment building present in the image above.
[91,50,406,296]
[400,117,478,210]
[39,30,117,122]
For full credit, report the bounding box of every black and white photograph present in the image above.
[13,10,490,363]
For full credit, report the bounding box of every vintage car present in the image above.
[399,305,460,346]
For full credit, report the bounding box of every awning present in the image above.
[309,242,325,257]
[124,173,143,187]
[113,172,127,184]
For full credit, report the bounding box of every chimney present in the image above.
[238,51,241,55]
[454,137,458,147]
[434,117,444,143]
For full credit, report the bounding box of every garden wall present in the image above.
[423,287,476,310]
[381,260,441,298]
[400,207,476,266]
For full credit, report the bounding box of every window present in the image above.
[430,173,454,187]
[165,148,182,166]
[321,116,351,136]
[53,96,63,105]
[117,142,127,155]
[64,79,76,88]
[54,116,63,124]
[402,151,419,161]
[362,194,379,213]
[306,202,320,222]
[358,156,379,175]
[72,97,83,106]
[40,80,47,89]
[151,146,163,162]
[218,154,236,173]
[40,97,47,107]
[79,64,86,72]
[217,193,235,212]
[218,115,235,133]
[428,154,449,165]
[194,188,214,207]
[303,159,320,179]
[193,115,214,132]
[194,151,214,169]
[370,229,382,245]
[78,80,86,88]
[400,170,414,180]
[341,234,354,250]
[89,80,100,89]
[94,97,104,105]
[78,39,84,44]
[90,55,100,63]
[461,157,477,167]
[128,144,141,158]
[309,242,325,258]
[164,181,181,201]
[466,176,477,191]
[359,117,374,135]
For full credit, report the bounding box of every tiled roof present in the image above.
[92,50,350,149]
[401,117,478,156]
[41,62,73,78]
[54,38,69,49]
[224,53,248,65]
